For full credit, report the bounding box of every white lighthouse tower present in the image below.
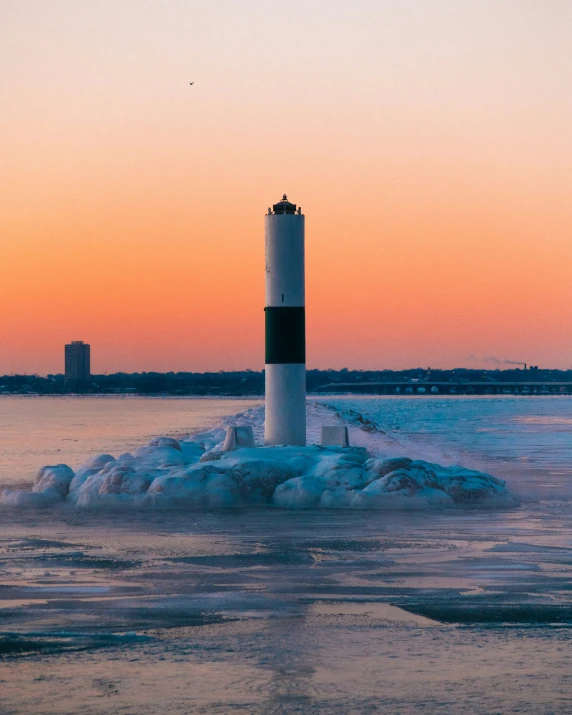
[264,195,306,446]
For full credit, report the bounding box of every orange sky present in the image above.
[1,0,572,373]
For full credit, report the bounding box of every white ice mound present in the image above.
[0,410,518,510]
[68,453,115,494]
[96,447,513,509]
[273,476,326,508]
[358,457,516,508]
[33,464,75,498]
[1,464,75,507]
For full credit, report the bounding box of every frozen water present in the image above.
[1,503,572,714]
[1,395,572,713]
[1,403,516,510]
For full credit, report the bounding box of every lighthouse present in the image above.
[264,195,306,446]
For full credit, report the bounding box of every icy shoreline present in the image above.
[1,403,518,510]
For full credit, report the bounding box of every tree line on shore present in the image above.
[0,367,569,395]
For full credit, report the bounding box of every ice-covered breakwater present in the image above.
[1,404,517,510]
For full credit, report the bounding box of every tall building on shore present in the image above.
[264,195,306,446]
[65,341,91,388]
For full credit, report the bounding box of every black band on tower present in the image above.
[265,307,305,364]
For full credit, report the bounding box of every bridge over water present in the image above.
[318,382,572,396]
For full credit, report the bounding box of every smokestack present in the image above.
[264,195,306,446]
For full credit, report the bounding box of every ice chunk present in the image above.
[147,436,182,451]
[204,472,241,507]
[273,476,325,508]
[319,486,359,509]
[307,448,368,489]
[132,443,186,467]
[71,460,157,506]
[412,461,519,506]
[364,457,413,482]
[376,465,439,494]
[353,482,454,509]
[97,469,152,496]
[146,464,215,507]
[33,464,75,498]
[178,440,206,464]
[199,446,224,462]
[69,454,115,493]
[219,458,299,503]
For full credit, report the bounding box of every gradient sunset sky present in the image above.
[2,1,572,374]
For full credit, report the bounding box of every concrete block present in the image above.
[222,425,256,452]
[320,426,350,448]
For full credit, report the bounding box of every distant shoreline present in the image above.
[3,367,571,397]
[0,392,570,399]
[0,393,264,399]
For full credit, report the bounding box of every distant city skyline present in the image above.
[2,1,572,374]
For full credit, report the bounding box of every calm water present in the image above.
[1,396,572,714]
